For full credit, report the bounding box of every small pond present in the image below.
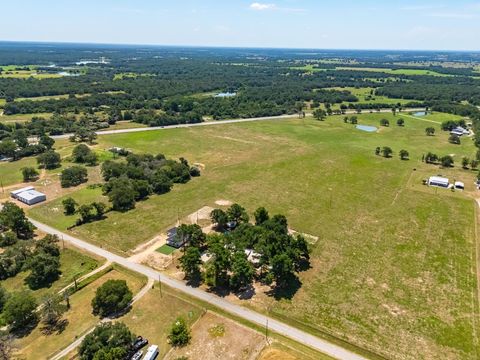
[413,111,427,117]
[356,125,378,132]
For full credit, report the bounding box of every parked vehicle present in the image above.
[133,336,148,351]
[143,345,159,360]
[130,350,143,360]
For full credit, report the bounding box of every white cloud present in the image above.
[250,3,276,11]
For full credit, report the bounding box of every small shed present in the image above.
[428,176,449,188]
[454,181,465,190]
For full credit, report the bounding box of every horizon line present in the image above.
[1,39,480,53]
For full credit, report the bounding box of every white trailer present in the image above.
[143,345,158,360]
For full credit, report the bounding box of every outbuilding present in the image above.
[11,187,46,205]
[428,176,449,188]
[454,181,465,190]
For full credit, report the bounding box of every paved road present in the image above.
[28,218,367,360]
[50,277,154,360]
[51,108,426,140]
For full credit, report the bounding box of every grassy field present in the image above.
[324,86,413,107]
[28,113,480,359]
[1,246,101,301]
[0,70,63,79]
[335,67,452,77]
[0,156,38,187]
[0,112,52,123]
[13,267,147,359]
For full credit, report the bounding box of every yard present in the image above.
[13,267,147,359]
[27,113,480,359]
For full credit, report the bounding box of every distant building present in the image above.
[450,127,469,136]
[454,181,465,190]
[428,176,449,188]
[11,188,46,205]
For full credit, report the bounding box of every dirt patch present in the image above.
[164,311,265,360]
[215,199,233,206]
[139,252,173,271]
[187,206,214,224]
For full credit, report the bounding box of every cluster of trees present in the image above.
[62,197,107,226]
[71,144,98,165]
[91,279,132,317]
[441,119,467,131]
[37,150,61,169]
[423,152,454,167]
[60,166,88,188]
[374,146,409,160]
[179,204,310,295]
[0,203,62,289]
[0,130,54,162]
[101,153,199,211]
[343,115,358,124]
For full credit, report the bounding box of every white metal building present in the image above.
[454,181,465,190]
[11,187,46,205]
[428,176,449,188]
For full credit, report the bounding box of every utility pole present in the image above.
[158,274,163,298]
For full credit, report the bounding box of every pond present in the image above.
[356,125,378,132]
[413,111,427,117]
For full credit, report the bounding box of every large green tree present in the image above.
[3,291,38,330]
[0,202,35,239]
[180,246,202,280]
[91,280,132,317]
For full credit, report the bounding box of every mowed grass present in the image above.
[0,112,51,123]
[1,247,101,301]
[29,113,480,358]
[0,156,38,187]
[13,267,147,360]
[324,86,412,106]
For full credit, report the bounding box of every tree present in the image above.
[91,280,132,317]
[381,146,393,158]
[92,202,107,219]
[349,116,358,124]
[210,209,228,230]
[0,285,6,312]
[230,251,254,290]
[150,171,173,194]
[0,202,35,239]
[3,291,38,330]
[205,234,231,287]
[380,118,390,127]
[0,231,17,247]
[72,144,97,164]
[294,101,304,118]
[37,150,61,169]
[375,147,380,156]
[26,252,61,289]
[21,167,39,182]
[462,157,470,169]
[270,253,295,288]
[399,149,409,160]
[62,197,78,215]
[168,317,191,347]
[79,322,135,360]
[254,207,270,226]
[396,118,404,126]
[41,293,67,329]
[179,246,202,280]
[425,152,438,164]
[227,204,249,224]
[60,166,88,188]
[448,134,461,145]
[425,127,435,136]
[313,108,327,121]
[176,224,205,248]
[39,135,55,150]
[0,140,17,159]
[106,177,136,211]
[440,155,454,167]
[77,204,95,224]
[470,159,479,170]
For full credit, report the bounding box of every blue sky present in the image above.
[1,0,479,50]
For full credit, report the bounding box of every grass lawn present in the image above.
[13,267,147,359]
[0,112,52,123]
[1,247,101,301]
[156,244,177,255]
[324,86,413,108]
[121,285,202,359]
[28,113,480,359]
[0,157,38,187]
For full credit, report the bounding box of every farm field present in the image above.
[0,70,63,79]
[324,86,412,106]
[1,246,101,301]
[28,113,480,359]
[335,67,453,77]
[12,266,147,359]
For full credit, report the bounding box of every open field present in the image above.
[335,67,453,77]
[1,246,101,301]
[13,267,147,359]
[0,112,52,123]
[165,311,265,360]
[27,113,480,359]
[0,70,63,79]
[324,86,413,106]
[0,156,38,187]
